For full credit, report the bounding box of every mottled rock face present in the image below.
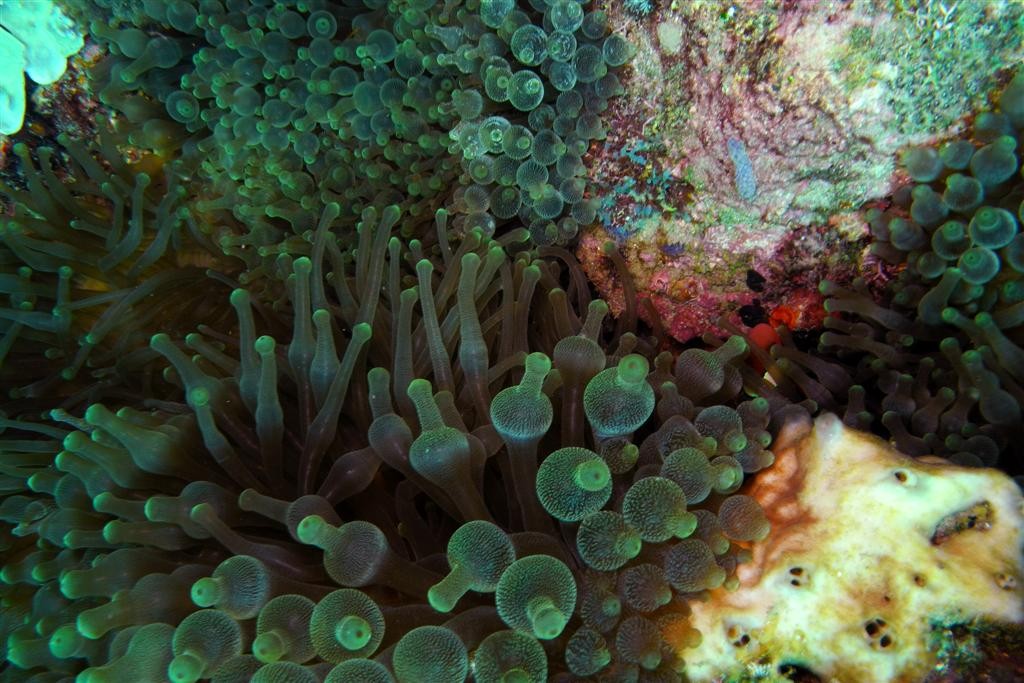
[684,413,1024,682]
[579,2,1024,341]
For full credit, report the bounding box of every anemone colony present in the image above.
[771,72,1024,469]
[0,0,1022,682]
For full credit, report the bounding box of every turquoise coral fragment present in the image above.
[727,138,757,202]
[0,0,82,134]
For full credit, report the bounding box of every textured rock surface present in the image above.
[580,0,1024,340]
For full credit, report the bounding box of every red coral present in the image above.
[767,289,826,331]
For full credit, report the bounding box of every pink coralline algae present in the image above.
[579,0,1024,341]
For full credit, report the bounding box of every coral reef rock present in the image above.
[581,0,1024,340]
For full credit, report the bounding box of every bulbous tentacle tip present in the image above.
[295,514,325,546]
[351,322,372,343]
[524,351,552,375]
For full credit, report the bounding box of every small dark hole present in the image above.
[778,662,819,681]
[739,303,766,326]
[880,634,892,648]
[894,470,908,483]
[740,634,750,645]
[789,567,803,576]
[790,579,800,586]
[865,622,878,636]
[914,574,926,587]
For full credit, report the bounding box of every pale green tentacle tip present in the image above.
[528,598,568,640]
[616,354,649,384]
[296,514,327,546]
[573,459,610,492]
[351,322,372,343]
[168,652,203,683]
[401,286,419,304]
[254,335,276,355]
[229,288,250,306]
[253,631,286,663]
[427,582,455,613]
[406,378,432,401]
[415,258,434,274]
[191,577,221,607]
[48,624,80,658]
[524,351,551,375]
[149,332,172,348]
[336,615,372,650]
[189,502,216,523]
[293,256,312,274]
